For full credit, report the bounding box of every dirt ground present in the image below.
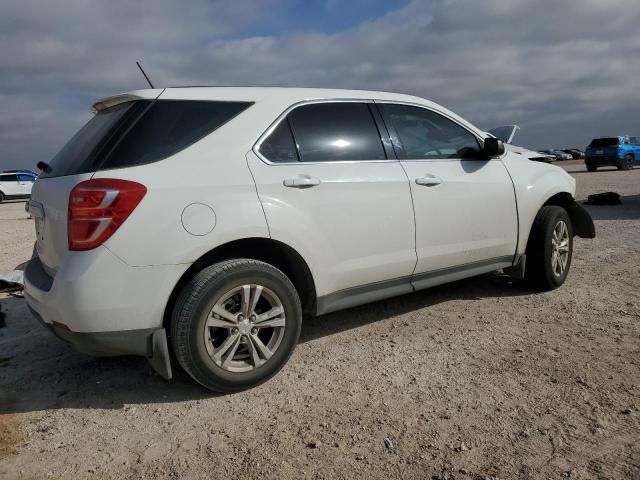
[0,162,638,480]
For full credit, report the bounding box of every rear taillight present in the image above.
[68,178,146,251]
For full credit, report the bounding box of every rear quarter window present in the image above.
[41,100,253,178]
[102,100,253,170]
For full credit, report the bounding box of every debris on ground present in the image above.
[0,270,24,293]
[584,191,622,205]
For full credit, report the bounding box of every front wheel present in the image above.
[524,206,573,290]
[170,259,302,392]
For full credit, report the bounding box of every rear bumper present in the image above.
[23,245,188,357]
[28,304,154,356]
[585,155,621,166]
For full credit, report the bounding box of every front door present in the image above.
[377,102,518,289]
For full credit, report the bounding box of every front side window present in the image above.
[380,104,480,160]
[17,174,35,182]
[287,102,386,162]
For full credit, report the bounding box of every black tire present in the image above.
[586,163,596,172]
[170,259,302,392]
[524,206,573,290]
[0,192,4,203]
[621,154,634,171]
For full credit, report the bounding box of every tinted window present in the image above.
[42,101,145,178]
[381,104,480,159]
[287,103,386,162]
[17,174,35,182]
[589,137,619,148]
[102,100,252,170]
[259,119,299,163]
[41,100,253,178]
[0,174,18,182]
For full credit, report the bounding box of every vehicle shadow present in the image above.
[300,271,531,343]
[582,194,640,221]
[0,272,533,414]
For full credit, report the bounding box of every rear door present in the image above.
[247,101,417,311]
[377,102,517,288]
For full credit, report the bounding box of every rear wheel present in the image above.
[170,259,302,392]
[621,154,634,170]
[0,192,4,203]
[524,206,573,290]
[586,163,596,172]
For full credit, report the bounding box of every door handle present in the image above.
[283,175,321,188]
[415,175,443,187]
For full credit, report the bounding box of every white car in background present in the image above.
[24,87,595,392]
[0,172,35,202]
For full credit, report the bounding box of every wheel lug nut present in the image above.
[250,315,257,321]
[251,328,257,335]
[238,314,244,321]
[232,328,239,335]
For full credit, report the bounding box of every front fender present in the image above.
[502,154,580,254]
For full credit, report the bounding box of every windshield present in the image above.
[588,137,619,148]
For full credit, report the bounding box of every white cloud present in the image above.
[1,0,639,170]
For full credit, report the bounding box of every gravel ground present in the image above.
[1,163,639,480]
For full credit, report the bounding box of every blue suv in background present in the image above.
[585,136,640,171]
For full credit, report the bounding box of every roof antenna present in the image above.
[136,61,155,89]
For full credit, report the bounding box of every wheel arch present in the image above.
[162,237,317,331]
[541,192,596,239]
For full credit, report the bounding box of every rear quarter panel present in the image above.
[95,115,270,267]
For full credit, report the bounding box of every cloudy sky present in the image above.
[2,0,639,171]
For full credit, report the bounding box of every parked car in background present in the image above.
[0,171,35,202]
[539,150,561,161]
[531,151,557,163]
[24,87,595,392]
[562,149,584,160]
[551,149,573,161]
[585,136,640,171]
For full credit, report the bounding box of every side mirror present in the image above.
[482,137,505,158]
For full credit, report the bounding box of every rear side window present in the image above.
[588,137,619,148]
[0,174,18,182]
[41,100,252,178]
[17,174,35,182]
[380,104,480,160]
[102,101,252,170]
[287,103,386,162]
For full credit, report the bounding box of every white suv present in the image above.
[0,172,35,202]
[24,87,595,392]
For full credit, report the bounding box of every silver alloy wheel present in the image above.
[551,220,570,277]
[204,284,286,373]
